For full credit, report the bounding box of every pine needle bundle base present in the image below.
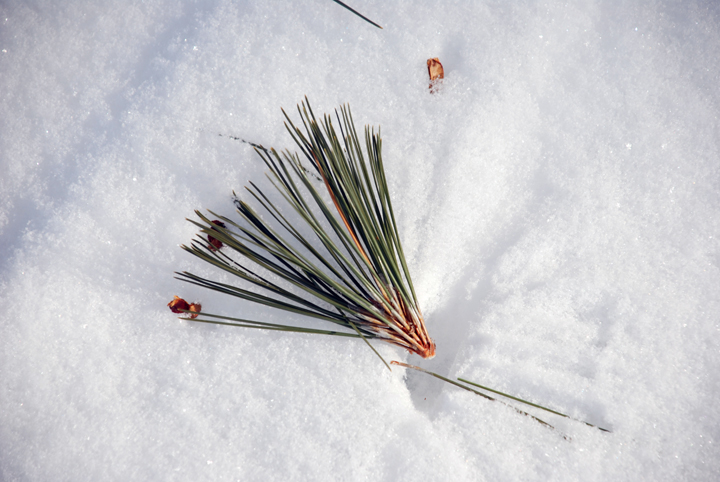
[176,98,435,361]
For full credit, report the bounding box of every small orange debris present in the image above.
[188,302,202,319]
[168,296,189,313]
[427,58,444,93]
[207,220,226,251]
[168,296,201,318]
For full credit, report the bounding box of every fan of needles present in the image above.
[175,99,435,366]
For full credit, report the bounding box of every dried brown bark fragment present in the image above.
[168,296,201,318]
[207,220,226,251]
[427,58,444,93]
[168,296,190,313]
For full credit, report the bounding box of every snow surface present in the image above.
[1,0,720,480]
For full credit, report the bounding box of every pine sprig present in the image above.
[176,98,435,362]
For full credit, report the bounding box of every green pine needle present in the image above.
[332,0,383,29]
[457,377,611,432]
[392,362,611,435]
[391,362,562,435]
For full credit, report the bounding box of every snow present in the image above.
[1,0,719,480]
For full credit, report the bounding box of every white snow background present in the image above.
[1,0,719,480]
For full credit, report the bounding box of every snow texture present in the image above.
[1,0,719,480]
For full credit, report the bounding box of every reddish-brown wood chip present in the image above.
[427,58,444,93]
[168,296,201,318]
[207,220,226,251]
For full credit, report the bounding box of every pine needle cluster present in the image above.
[176,99,435,362]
